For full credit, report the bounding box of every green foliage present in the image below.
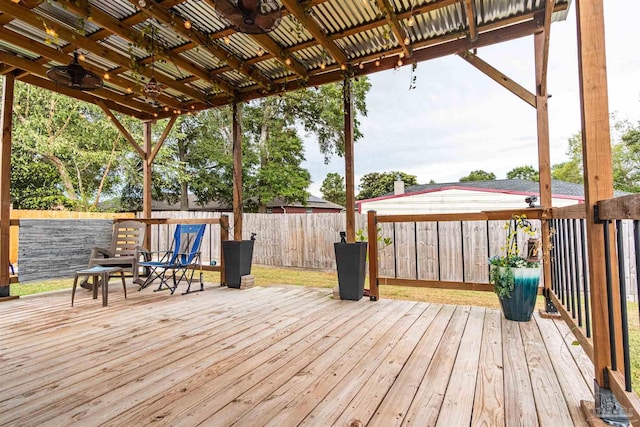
[9,81,133,210]
[551,133,583,184]
[613,120,640,193]
[356,226,392,247]
[459,170,496,182]
[506,165,539,182]
[320,173,346,206]
[488,215,540,298]
[356,171,418,200]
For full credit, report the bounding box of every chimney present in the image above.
[394,175,404,195]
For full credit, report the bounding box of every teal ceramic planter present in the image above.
[499,267,540,322]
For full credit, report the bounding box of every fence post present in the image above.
[367,210,379,301]
[220,215,229,286]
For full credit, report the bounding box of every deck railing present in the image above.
[366,208,546,300]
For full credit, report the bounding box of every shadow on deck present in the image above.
[0,284,594,426]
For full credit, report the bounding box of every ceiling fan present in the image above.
[215,0,282,34]
[46,52,103,91]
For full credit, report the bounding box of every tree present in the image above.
[507,165,539,182]
[612,120,640,192]
[166,79,370,213]
[9,81,132,210]
[357,171,418,200]
[320,173,346,206]
[459,170,496,182]
[551,133,583,184]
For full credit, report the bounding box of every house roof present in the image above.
[0,0,571,120]
[267,194,344,210]
[358,179,630,204]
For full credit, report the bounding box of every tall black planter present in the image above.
[222,240,254,288]
[334,241,367,301]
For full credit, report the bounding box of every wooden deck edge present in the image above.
[0,295,19,302]
[538,308,562,319]
[580,400,610,426]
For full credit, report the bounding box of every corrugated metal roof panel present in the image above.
[36,1,101,34]
[90,0,139,20]
[0,40,40,60]
[312,0,380,34]
[253,57,293,80]
[268,15,313,48]
[171,0,227,33]
[179,48,226,71]
[132,20,188,50]
[4,20,68,50]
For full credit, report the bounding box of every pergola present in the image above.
[0,0,627,421]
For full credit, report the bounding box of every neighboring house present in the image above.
[356,179,619,215]
[152,194,343,214]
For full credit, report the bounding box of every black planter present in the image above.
[0,285,9,298]
[334,242,367,301]
[222,240,255,288]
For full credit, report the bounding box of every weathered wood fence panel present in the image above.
[18,219,113,282]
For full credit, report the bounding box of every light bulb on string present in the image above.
[407,16,415,27]
[184,20,192,29]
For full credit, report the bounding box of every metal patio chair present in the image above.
[137,224,206,295]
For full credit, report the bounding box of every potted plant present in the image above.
[489,215,541,322]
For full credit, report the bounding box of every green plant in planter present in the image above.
[489,215,540,298]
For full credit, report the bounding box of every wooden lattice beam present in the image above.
[464,0,478,41]
[376,0,412,58]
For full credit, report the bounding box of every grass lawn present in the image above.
[9,264,639,391]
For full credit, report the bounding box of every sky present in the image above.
[302,1,640,196]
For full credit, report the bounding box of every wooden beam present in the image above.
[142,121,152,248]
[0,0,209,104]
[575,0,620,388]
[149,116,177,165]
[539,0,556,96]
[0,49,158,115]
[597,194,640,220]
[279,0,348,65]
[134,0,272,89]
[18,74,149,119]
[375,0,412,58]
[96,101,145,159]
[343,78,355,243]
[236,20,543,104]
[464,0,478,41]
[0,72,14,296]
[56,0,235,96]
[458,51,536,107]
[534,31,553,299]
[368,210,379,301]
[232,102,243,240]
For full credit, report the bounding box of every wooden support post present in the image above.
[343,78,356,243]
[367,210,379,301]
[142,121,152,251]
[220,214,229,286]
[0,72,14,298]
[232,102,243,241]
[534,31,553,298]
[575,0,622,388]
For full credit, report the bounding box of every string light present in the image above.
[78,53,86,61]
[127,87,133,93]
[223,35,231,45]
[285,57,292,66]
[375,59,380,67]
[103,72,110,80]
[407,16,415,27]
[340,63,347,71]
[184,20,192,29]
[257,47,265,56]
[153,112,158,117]
[399,52,405,59]
[320,62,326,70]
[164,106,169,112]
[138,0,146,7]
[397,58,403,67]
[404,37,410,45]
[358,63,364,70]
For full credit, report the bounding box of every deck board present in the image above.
[0,285,594,426]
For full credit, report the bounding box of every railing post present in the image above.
[220,215,229,286]
[367,210,379,301]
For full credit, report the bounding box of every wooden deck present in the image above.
[0,284,595,426]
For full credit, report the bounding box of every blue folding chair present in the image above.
[138,224,206,295]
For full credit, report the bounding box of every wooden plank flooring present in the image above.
[0,284,594,426]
